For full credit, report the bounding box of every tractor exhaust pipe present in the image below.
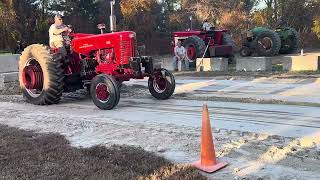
[110,0,116,32]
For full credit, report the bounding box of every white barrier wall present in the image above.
[0,54,20,89]
[283,55,319,71]
[0,54,20,73]
[196,58,228,72]
[236,57,272,71]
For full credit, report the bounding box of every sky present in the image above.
[256,1,267,10]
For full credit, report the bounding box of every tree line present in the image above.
[1,0,320,54]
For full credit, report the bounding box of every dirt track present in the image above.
[0,91,319,179]
[0,76,320,179]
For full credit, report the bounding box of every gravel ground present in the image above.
[0,81,319,179]
[0,82,319,108]
[0,99,319,179]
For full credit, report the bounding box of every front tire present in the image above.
[90,74,120,110]
[240,46,251,57]
[19,44,64,105]
[148,69,175,100]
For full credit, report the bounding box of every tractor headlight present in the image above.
[129,33,136,38]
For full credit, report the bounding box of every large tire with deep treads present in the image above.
[222,32,237,63]
[90,74,120,110]
[183,36,206,61]
[19,44,64,105]
[279,28,300,54]
[222,33,237,51]
[148,69,175,100]
[254,29,281,56]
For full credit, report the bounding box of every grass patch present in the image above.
[0,125,206,180]
[272,64,284,72]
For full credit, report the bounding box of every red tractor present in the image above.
[172,28,236,65]
[18,3,175,110]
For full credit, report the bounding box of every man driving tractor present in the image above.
[48,14,71,56]
[202,19,213,31]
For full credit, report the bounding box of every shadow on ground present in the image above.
[0,125,206,180]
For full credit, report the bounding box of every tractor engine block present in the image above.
[80,59,98,80]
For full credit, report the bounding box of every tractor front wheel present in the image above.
[148,69,175,100]
[240,46,252,57]
[90,74,120,110]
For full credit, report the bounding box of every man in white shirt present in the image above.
[49,14,71,56]
[173,41,189,71]
[202,19,212,31]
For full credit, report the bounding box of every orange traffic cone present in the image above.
[192,104,228,173]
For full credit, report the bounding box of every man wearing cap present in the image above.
[49,14,71,56]
[202,19,213,31]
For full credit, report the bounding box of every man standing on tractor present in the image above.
[173,40,188,71]
[202,19,213,31]
[49,14,71,56]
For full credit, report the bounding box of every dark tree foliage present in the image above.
[0,0,319,53]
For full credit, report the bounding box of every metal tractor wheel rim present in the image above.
[153,76,167,93]
[23,58,44,98]
[96,83,110,103]
[186,45,196,60]
[258,37,273,51]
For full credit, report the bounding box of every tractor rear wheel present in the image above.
[255,29,281,56]
[222,33,237,51]
[279,28,300,54]
[148,69,175,100]
[19,44,64,105]
[90,74,120,110]
[222,33,237,63]
[183,36,206,62]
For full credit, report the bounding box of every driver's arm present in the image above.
[52,26,69,35]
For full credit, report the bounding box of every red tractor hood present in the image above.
[71,31,136,55]
[173,31,202,37]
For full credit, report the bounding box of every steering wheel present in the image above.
[62,25,73,46]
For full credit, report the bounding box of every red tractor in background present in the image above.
[19,1,175,110]
[172,28,236,65]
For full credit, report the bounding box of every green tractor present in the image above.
[276,27,300,54]
[240,26,300,57]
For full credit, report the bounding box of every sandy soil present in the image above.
[0,79,319,179]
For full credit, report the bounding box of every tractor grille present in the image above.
[120,40,134,64]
